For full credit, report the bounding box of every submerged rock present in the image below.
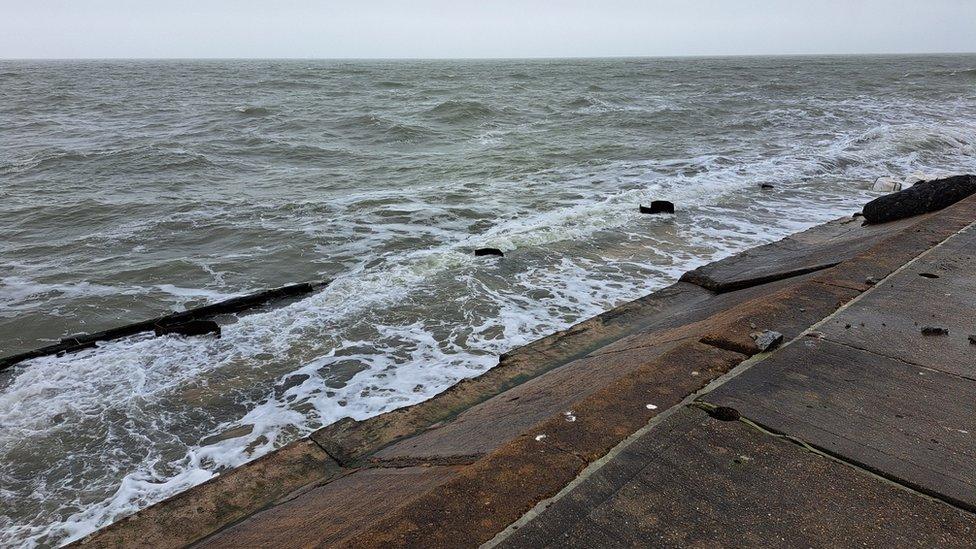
[474,247,504,257]
[640,200,675,215]
[862,174,976,224]
[920,326,949,336]
[759,183,775,190]
[154,320,221,338]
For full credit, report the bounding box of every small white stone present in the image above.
[535,434,547,441]
[563,411,577,422]
[691,371,700,377]
[646,404,658,410]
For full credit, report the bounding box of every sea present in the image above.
[1,55,975,547]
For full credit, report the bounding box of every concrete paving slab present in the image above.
[196,465,463,548]
[822,225,976,379]
[501,408,976,548]
[679,214,926,292]
[74,439,341,548]
[705,338,976,511]
[372,339,689,463]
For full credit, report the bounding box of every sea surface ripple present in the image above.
[1,55,975,547]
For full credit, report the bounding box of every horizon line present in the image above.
[3,50,975,62]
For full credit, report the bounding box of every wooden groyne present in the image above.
[0,281,329,372]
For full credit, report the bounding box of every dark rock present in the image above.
[155,320,221,338]
[751,330,784,352]
[918,273,940,279]
[759,183,775,190]
[862,175,976,224]
[969,335,976,345]
[474,248,504,257]
[920,326,949,336]
[708,406,741,422]
[640,200,675,215]
[275,374,311,398]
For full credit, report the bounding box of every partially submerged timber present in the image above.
[75,178,976,547]
[0,282,329,372]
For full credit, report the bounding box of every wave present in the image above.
[843,123,976,157]
[375,80,409,89]
[249,79,321,90]
[1,145,215,175]
[234,106,271,116]
[425,100,495,123]
[339,114,437,144]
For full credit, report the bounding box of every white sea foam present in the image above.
[4,56,976,548]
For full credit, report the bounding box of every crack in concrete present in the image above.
[366,454,483,469]
[716,407,976,517]
[824,336,976,383]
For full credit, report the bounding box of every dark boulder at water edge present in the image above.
[155,320,221,338]
[640,200,675,215]
[475,247,504,257]
[862,175,976,224]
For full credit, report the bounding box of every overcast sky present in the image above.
[2,0,974,59]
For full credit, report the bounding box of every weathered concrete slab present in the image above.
[73,439,341,548]
[374,341,742,463]
[679,214,926,293]
[590,270,825,356]
[334,344,744,547]
[705,338,976,511]
[311,282,715,464]
[325,274,852,465]
[196,465,463,548]
[338,430,588,548]
[697,278,860,355]
[372,339,685,462]
[501,408,976,548]
[814,193,976,292]
[822,225,976,379]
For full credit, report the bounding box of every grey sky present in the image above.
[2,0,974,59]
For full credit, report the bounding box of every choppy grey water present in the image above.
[1,55,975,546]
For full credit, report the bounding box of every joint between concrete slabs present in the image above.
[823,335,976,384]
[719,409,976,517]
[484,218,976,549]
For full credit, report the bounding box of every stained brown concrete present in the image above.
[196,466,464,548]
[74,192,976,548]
[74,439,341,548]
